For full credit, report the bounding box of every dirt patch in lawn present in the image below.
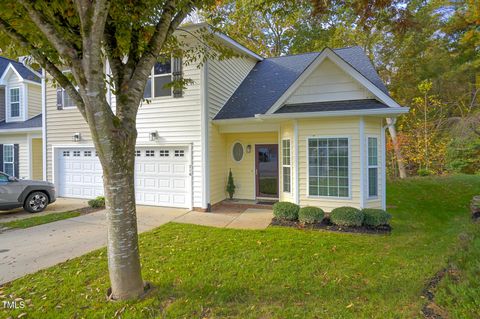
[421,266,460,319]
[270,217,391,235]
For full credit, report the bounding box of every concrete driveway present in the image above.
[0,198,89,223]
[0,206,189,285]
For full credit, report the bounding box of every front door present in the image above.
[255,144,279,198]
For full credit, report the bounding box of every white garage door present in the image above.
[57,146,191,208]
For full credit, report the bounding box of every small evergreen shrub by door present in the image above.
[226,169,236,199]
[273,202,300,221]
[299,206,325,224]
[362,209,392,227]
[330,206,364,227]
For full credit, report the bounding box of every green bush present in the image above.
[417,168,434,176]
[88,196,105,208]
[330,206,364,227]
[273,202,300,221]
[362,208,392,227]
[299,206,325,224]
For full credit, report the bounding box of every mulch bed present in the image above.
[75,206,104,215]
[270,217,391,235]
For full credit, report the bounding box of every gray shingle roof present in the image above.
[214,46,390,120]
[0,56,41,83]
[0,114,42,130]
[275,99,389,114]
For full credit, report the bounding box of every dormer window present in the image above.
[8,87,22,120]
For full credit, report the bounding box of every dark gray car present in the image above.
[0,172,56,213]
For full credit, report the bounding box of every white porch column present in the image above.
[359,117,366,208]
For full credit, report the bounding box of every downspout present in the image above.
[201,59,211,211]
[41,68,47,181]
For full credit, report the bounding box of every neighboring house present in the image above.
[43,23,408,212]
[0,56,43,180]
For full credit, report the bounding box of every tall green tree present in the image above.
[0,0,216,300]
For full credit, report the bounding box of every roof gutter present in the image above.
[255,107,410,120]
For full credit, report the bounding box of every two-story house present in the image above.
[43,23,408,212]
[0,56,43,180]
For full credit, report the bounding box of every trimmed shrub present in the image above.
[362,209,392,227]
[330,206,364,227]
[88,196,105,208]
[273,202,300,221]
[299,206,325,224]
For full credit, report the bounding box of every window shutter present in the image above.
[56,89,64,110]
[172,57,183,98]
[14,144,19,178]
[0,144,3,173]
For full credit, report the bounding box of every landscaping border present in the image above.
[270,217,391,234]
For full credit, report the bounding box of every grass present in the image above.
[0,175,479,318]
[0,211,81,229]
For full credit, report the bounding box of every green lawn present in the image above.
[0,211,81,229]
[1,175,479,318]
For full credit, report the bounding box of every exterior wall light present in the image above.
[149,131,159,141]
[72,132,81,142]
[246,145,252,153]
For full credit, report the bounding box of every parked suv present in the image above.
[0,172,56,213]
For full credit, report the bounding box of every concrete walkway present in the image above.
[0,207,272,284]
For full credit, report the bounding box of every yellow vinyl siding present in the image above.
[209,124,227,205]
[286,59,373,105]
[225,132,277,200]
[298,117,361,212]
[364,117,383,209]
[27,83,42,118]
[31,138,43,180]
[207,55,257,205]
[279,121,294,202]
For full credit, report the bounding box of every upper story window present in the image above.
[56,71,77,109]
[143,56,183,99]
[144,58,172,99]
[9,87,21,118]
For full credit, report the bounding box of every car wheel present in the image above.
[24,191,49,213]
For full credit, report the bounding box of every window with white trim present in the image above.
[308,137,349,197]
[282,139,291,193]
[144,58,172,98]
[3,144,14,176]
[9,87,21,119]
[59,71,78,108]
[146,150,155,157]
[367,137,379,198]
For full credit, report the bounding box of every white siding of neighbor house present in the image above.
[207,56,257,205]
[286,58,374,105]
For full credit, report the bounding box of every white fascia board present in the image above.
[266,48,402,114]
[256,107,409,120]
[0,127,42,134]
[176,23,263,61]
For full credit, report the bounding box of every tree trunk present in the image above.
[386,118,407,179]
[100,134,144,300]
[84,95,144,300]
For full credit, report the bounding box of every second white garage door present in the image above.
[57,146,191,208]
